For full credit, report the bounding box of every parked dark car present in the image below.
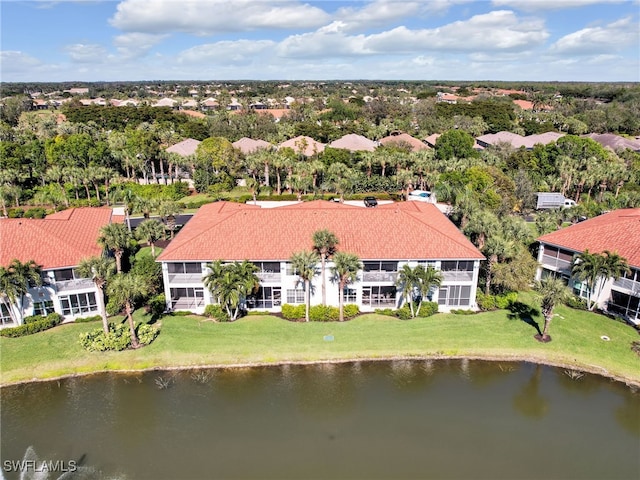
[363,196,378,207]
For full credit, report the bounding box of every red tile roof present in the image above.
[0,207,114,269]
[157,200,483,262]
[537,209,640,268]
[379,133,430,152]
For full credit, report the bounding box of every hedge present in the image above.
[0,312,64,338]
[281,304,359,321]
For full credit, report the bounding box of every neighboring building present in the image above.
[0,208,117,326]
[166,138,201,157]
[232,137,272,155]
[157,201,484,315]
[379,133,430,152]
[476,131,564,150]
[328,134,378,152]
[536,209,640,324]
[279,135,326,156]
[582,133,640,153]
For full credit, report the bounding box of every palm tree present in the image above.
[107,273,149,348]
[536,277,571,342]
[76,256,116,334]
[98,223,131,273]
[135,219,165,257]
[331,252,362,322]
[290,250,319,322]
[203,260,260,321]
[157,200,183,239]
[133,196,157,219]
[396,264,419,317]
[464,209,499,251]
[0,259,42,324]
[483,235,517,295]
[415,265,443,317]
[573,250,630,311]
[312,229,339,306]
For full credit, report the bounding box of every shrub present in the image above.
[495,292,518,309]
[0,312,63,338]
[146,294,167,320]
[75,315,102,323]
[106,297,123,316]
[394,305,413,320]
[451,309,476,315]
[281,304,305,320]
[170,310,192,316]
[204,304,230,322]
[374,308,396,317]
[79,322,160,351]
[343,304,360,319]
[418,302,438,317]
[565,295,588,310]
[477,292,517,311]
[309,305,339,322]
[23,314,45,324]
[23,207,47,219]
[7,208,24,218]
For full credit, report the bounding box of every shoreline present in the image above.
[2,353,639,389]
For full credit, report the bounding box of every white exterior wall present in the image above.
[161,258,482,315]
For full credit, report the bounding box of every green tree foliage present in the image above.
[135,219,165,257]
[290,250,320,322]
[535,277,571,342]
[312,229,339,306]
[106,273,150,348]
[434,130,479,161]
[331,252,362,322]
[203,260,260,321]
[0,259,42,324]
[98,223,133,273]
[76,256,116,333]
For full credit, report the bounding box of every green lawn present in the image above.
[1,304,639,386]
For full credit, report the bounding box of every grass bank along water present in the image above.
[1,305,639,387]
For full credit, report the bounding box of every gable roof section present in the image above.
[166,138,201,156]
[379,133,429,151]
[537,209,640,268]
[232,137,272,155]
[157,200,483,262]
[582,133,640,152]
[328,134,378,152]
[0,207,114,269]
[279,135,325,156]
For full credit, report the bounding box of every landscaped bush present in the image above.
[7,208,24,218]
[451,309,476,315]
[23,314,45,324]
[477,292,518,311]
[79,322,160,351]
[170,310,192,316]
[0,312,63,338]
[23,207,47,219]
[281,304,305,320]
[419,302,439,317]
[565,295,588,310]
[204,304,230,322]
[281,304,359,321]
[146,294,166,320]
[74,315,102,323]
[374,302,438,319]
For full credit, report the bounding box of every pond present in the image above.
[1,360,639,479]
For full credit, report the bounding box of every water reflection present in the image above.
[513,364,550,419]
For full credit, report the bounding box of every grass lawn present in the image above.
[1,303,639,386]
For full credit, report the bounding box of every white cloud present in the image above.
[64,43,109,63]
[549,16,639,55]
[177,39,276,65]
[113,33,167,59]
[109,0,331,35]
[492,0,625,11]
[1,51,42,73]
[277,10,548,58]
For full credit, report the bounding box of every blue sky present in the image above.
[1,0,639,82]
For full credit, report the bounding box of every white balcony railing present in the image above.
[55,278,95,292]
[168,273,203,284]
[257,272,281,283]
[613,277,640,293]
[540,255,572,274]
[441,271,474,282]
[362,271,397,282]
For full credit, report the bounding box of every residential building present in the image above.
[328,134,378,152]
[536,209,640,324]
[157,201,484,314]
[279,135,326,156]
[0,208,118,326]
[379,133,430,152]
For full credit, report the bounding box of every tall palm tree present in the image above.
[312,229,339,306]
[203,260,260,321]
[331,252,362,322]
[107,273,148,348]
[415,265,443,317]
[135,219,165,257]
[395,264,419,317]
[134,196,157,219]
[290,250,319,322]
[157,200,183,239]
[98,223,131,273]
[483,235,517,295]
[76,256,116,334]
[0,259,42,324]
[571,250,603,311]
[536,277,571,342]
[464,209,499,251]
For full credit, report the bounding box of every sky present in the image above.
[1,0,639,82]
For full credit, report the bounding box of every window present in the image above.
[286,289,305,304]
[438,285,471,307]
[253,262,281,273]
[572,280,590,299]
[247,287,281,309]
[362,286,396,307]
[168,263,201,274]
[33,301,55,316]
[170,287,204,309]
[440,261,473,272]
[363,261,398,272]
[344,288,357,303]
[59,293,98,316]
[0,303,13,325]
[54,268,75,282]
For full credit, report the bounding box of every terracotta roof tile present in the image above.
[279,136,326,156]
[166,138,201,156]
[0,207,113,269]
[379,133,429,151]
[157,200,483,262]
[328,134,378,152]
[232,137,272,155]
[537,209,640,268]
